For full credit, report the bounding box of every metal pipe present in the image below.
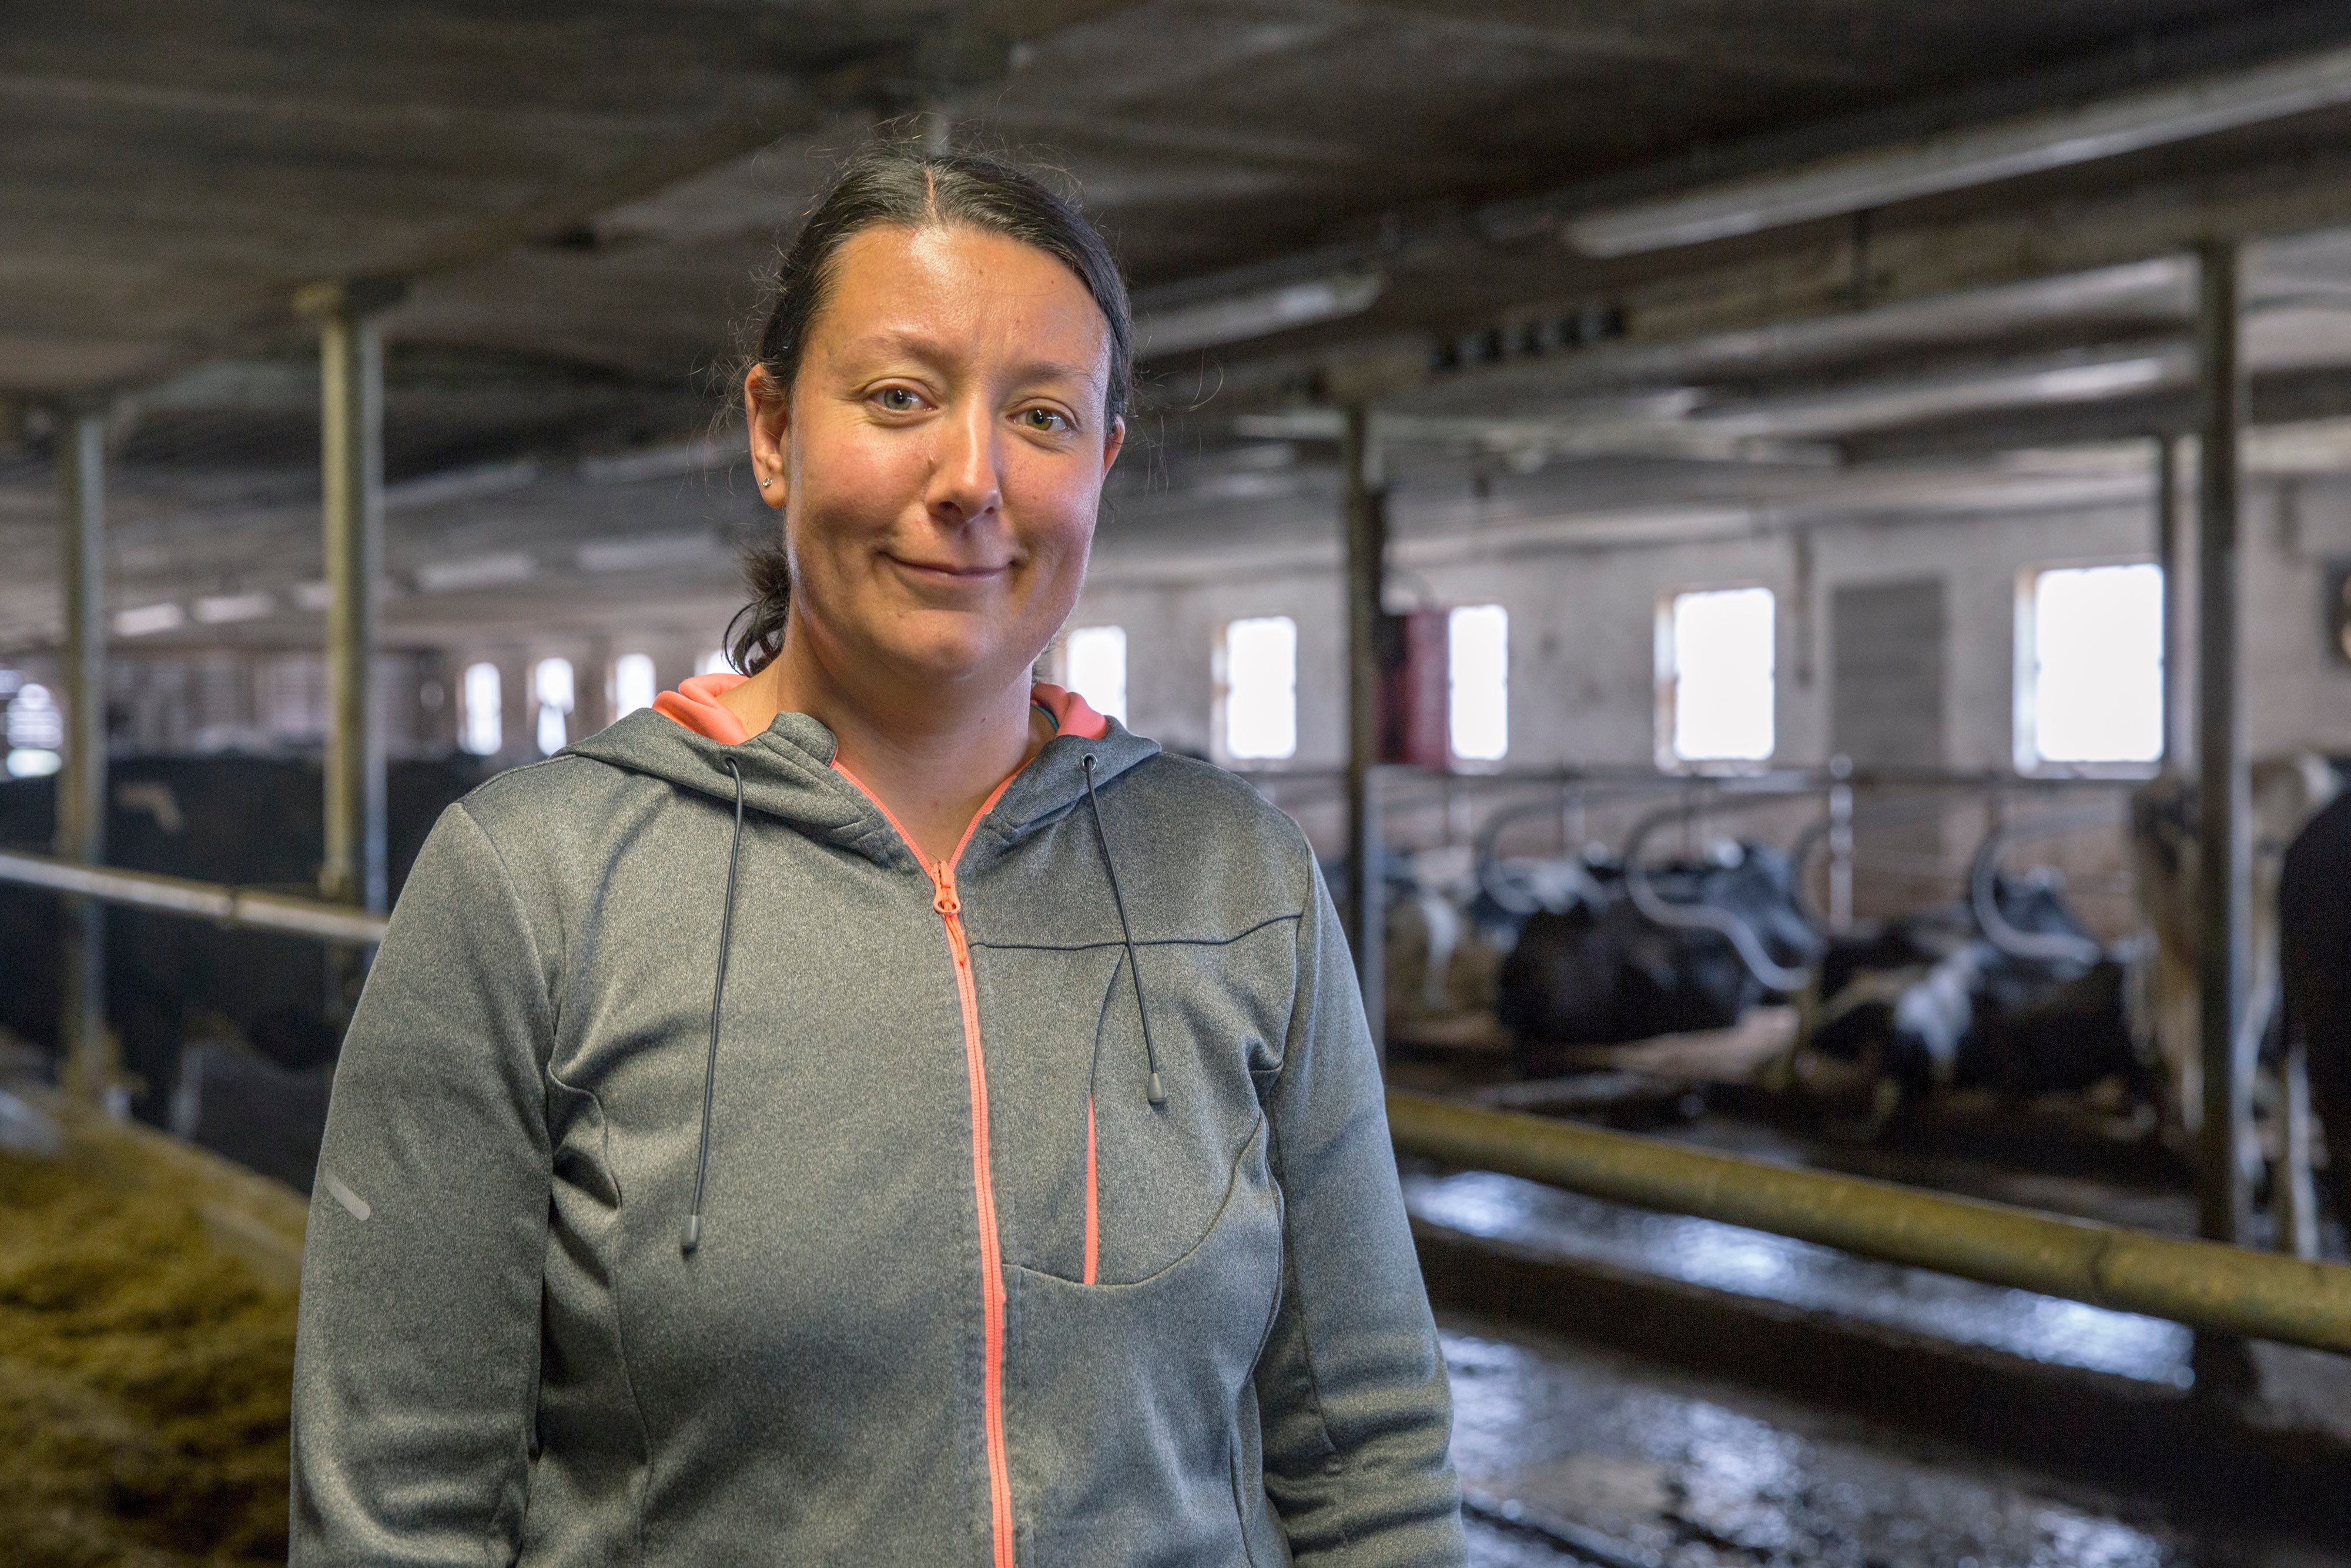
[1826,755,1854,934]
[55,413,109,1107]
[1387,1090,2351,1358]
[299,279,401,916]
[1341,402,1387,1057]
[0,847,390,947]
[1966,806,2118,967]
[2194,240,2252,1247]
[1619,778,1822,992]
[2155,432,2186,765]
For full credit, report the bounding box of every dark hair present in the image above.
[724,140,1135,676]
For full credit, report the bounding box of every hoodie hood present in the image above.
[563,679,1161,872]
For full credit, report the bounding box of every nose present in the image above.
[926,398,1003,528]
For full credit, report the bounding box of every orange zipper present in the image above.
[834,762,1019,1568]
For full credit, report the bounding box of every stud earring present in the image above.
[760,477,772,488]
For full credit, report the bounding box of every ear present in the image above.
[1100,414,1126,479]
[746,364,791,511]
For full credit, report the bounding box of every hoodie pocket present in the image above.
[1003,1115,1282,1568]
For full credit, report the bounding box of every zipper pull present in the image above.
[930,863,960,916]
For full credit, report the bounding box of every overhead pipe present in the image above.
[1388,1091,2351,1359]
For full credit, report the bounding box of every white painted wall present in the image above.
[1070,476,2351,775]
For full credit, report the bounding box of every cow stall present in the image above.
[1319,761,2348,1258]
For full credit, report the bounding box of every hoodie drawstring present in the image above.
[682,757,746,1254]
[1083,753,1164,1106]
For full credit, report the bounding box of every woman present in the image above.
[291,144,1463,1567]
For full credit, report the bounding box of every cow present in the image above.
[1496,841,1818,1070]
[2129,755,2341,1181]
[1788,870,2142,1133]
[2280,788,2351,1254]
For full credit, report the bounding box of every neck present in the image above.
[720,629,1045,867]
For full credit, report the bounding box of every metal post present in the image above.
[55,413,110,1110]
[1341,403,1387,1058]
[299,280,401,917]
[2155,433,2188,766]
[1827,755,1855,934]
[2193,241,2252,1248]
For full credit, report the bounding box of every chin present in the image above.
[879,625,1032,689]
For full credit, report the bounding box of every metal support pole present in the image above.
[2193,241,2252,1248]
[1826,754,1855,934]
[55,413,110,1110]
[1341,404,1387,1058]
[299,281,401,918]
[2155,433,2188,766]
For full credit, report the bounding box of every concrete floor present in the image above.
[1442,1314,2351,1568]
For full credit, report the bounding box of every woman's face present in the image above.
[748,223,1124,698]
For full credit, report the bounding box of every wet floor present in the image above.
[1441,1315,2350,1568]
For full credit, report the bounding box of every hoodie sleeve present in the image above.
[1255,844,1465,1566]
[290,801,554,1566]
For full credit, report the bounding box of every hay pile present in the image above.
[0,1145,294,1566]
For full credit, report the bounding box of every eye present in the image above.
[1020,407,1073,434]
[874,386,923,413]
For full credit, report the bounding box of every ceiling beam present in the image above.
[1203,141,2351,413]
[1131,2,2351,359]
[1561,37,2351,256]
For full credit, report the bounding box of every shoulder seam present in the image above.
[451,799,562,1053]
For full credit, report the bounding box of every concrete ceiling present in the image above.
[14,1,2351,654]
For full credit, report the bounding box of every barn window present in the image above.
[612,652,657,718]
[5,681,64,778]
[460,662,502,756]
[1659,587,1776,767]
[533,657,575,757]
[2018,563,2162,769]
[1448,604,1509,762]
[1060,624,1127,724]
[1217,615,1297,762]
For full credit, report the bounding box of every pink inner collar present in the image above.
[652,674,1108,748]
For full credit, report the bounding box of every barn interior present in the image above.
[8,2,2351,1563]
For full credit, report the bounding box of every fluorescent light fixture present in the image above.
[1136,271,1385,358]
[1693,350,2182,439]
[413,551,537,593]
[114,602,185,636]
[1231,406,1832,465]
[293,580,333,612]
[193,591,276,625]
[1564,42,2351,256]
[383,458,540,511]
[575,532,724,574]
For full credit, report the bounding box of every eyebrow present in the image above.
[837,330,1103,388]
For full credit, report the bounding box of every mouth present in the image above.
[883,552,1012,583]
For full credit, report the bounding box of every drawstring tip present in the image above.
[1147,1071,1165,1106]
[681,1214,702,1254]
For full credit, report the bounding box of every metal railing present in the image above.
[1389,1090,2351,1357]
[0,847,389,947]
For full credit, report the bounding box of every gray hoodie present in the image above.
[290,697,1463,1566]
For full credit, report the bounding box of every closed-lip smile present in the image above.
[886,553,1010,579]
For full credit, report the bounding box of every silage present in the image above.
[0,1148,292,1566]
